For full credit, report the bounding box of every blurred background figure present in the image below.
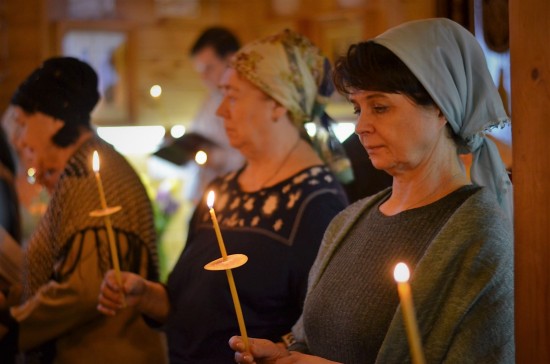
[0,125,21,363]
[185,26,245,204]
[341,134,393,203]
[0,126,20,244]
[1,106,49,246]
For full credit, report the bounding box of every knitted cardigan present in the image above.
[292,187,514,363]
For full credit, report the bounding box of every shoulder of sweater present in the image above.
[429,186,513,266]
[450,186,511,232]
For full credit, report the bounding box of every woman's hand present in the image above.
[274,353,342,364]
[229,336,342,364]
[97,270,145,315]
[230,336,288,364]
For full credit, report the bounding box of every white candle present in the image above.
[92,151,123,288]
[206,191,228,259]
[206,190,249,351]
[394,262,426,364]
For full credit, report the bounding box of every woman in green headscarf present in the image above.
[231,18,513,364]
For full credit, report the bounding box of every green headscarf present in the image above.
[374,18,513,221]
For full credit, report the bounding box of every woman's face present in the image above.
[216,68,278,153]
[351,90,446,176]
[11,106,65,191]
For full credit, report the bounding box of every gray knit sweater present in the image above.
[291,186,514,363]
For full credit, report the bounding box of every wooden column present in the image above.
[510,0,550,362]
[0,0,47,111]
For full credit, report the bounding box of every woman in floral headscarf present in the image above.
[98,29,348,363]
[230,18,513,364]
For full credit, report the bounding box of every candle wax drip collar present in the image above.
[89,205,122,217]
[204,254,249,271]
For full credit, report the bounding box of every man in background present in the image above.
[186,27,244,203]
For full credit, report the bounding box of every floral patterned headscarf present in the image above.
[231,29,354,184]
[231,29,330,126]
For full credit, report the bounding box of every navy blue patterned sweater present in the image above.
[164,165,348,364]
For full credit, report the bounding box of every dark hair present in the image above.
[11,56,98,147]
[15,103,87,147]
[333,41,435,107]
[51,122,88,147]
[190,27,241,58]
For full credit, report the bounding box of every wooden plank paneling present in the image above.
[0,0,47,112]
[511,0,550,362]
[0,0,439,125]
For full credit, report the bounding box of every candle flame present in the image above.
[207,190,215,209]
[92,150,100,172]
[394,262,410,283]
[195,150,207,165]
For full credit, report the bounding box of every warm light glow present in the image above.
[170,125,186,138]
[333,122,355,141]
[97,126,165,155]
[304,122,317,138]
[195,150,207,165]
[394,262,410,283]
[304,121,355,142]
[150,84,162,98]
[27,167,36,184]
[92,150,100,172]
[207,190,215,209]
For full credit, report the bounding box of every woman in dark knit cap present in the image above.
[3,57,167,363]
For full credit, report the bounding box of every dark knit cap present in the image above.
[11,57,100,126]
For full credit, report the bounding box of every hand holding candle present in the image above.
[205,190,249,351]
[92,151,124,293]
[394,262,426,364]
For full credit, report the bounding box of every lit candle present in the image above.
[206,191,228,259]
[92,151,124,288]
[206,190,249,351]
[393,262,426,364]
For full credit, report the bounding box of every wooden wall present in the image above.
[0,0,437,127]
[0,0,48,113]
[511,0,550,361]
